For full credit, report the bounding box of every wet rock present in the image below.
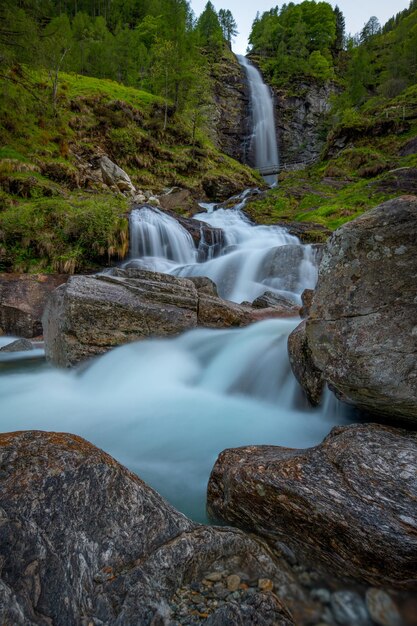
[99,155,135,195]
[188,276,219,297]
[0,338,34,352]
[300,288,314,318]
[252,291,299,313]
[0,431,299,625]
[0,273,68,338]
[43,269,198,367]
[207,424,417,589]
[158,188,201,215]
[305,196,417,423]
[43,268,288,366]
[330,591,371,626]
[287,320,324,405]
[365,589,402,626]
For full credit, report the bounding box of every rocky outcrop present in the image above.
[0,430,297,625]
[207,423,417,589]
[0,273,67,337]
[274,82,338,164]
[305,196,417,422]
[252,291,299,312]
[210,51,250,162]
[43,268,293,366]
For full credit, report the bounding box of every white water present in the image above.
[237,55,279,184]
[0,319,348,521]
[125,198,318,304]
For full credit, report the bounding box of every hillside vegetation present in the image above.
[0,0,258,273]
[246,0,417,233]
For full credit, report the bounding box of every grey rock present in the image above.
[99,155,135,195]
[252,291,299,313]
[0,273,67,338]
[330,591,371,626]
[0,338,33,352]
[306,196,417,423]
[261,245,306,293]
[365,589,402,626]
[0,431,298,626]
[287,320,324,406]
[204,592,293,626]
[43,268,296,366]
[207,424,417,589]
[311,589,332,605]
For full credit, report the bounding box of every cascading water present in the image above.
[0,319,348,521]
[126,196,318,305]
[237,55,279,185]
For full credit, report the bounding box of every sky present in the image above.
[190,0,411,54]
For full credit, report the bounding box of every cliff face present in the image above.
[210,51,251,162]
[274,82,338,165]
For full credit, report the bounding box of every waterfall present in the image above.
[237,55,279,185]
[126,198,317,305]
[129,206,197,265]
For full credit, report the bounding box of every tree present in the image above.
[218,9,238,46]
[333,5,345,53]
[42,15,73,110]
[360,16,381,43]
[196,1,223,52]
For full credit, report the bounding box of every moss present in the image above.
[0,194,129,273]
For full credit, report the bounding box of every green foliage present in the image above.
[249,1,338,88]
[196,2,224,52]
[0,195,129,273]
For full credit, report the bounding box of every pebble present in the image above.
[204,571,223,582]
[311,588,332,604]
[365,588,403,626]
[226,574,241,591]
[331,591,372,626]
[258,578,274,592]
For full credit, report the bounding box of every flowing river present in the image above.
[0,196,349,522]
[0,57,350,522]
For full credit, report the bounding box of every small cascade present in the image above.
[237,55,279,184]
[129,206,197,265]
[0,318,348,520]
[127,197,318,304]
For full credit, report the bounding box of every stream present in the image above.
[0,57,350,522]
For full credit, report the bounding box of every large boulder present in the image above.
[0,273,67,337]
[99,155,136,195]
[0,431,300,625]
[207,424,417,590]
[304,196,417,422]
[287,320,324,405]
[43,268,291,366]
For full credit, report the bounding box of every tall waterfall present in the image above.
[237,55,279,184]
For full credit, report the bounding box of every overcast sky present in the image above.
[190,0,411,54]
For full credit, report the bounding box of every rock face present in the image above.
[305,196,417,422]
[0,273,67,337]
[0,338,34,352]
[274,82,338,164]
[0,430,295,625]
[43,268,292,366]
[207,424,417,590]
[210,51,250,162]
